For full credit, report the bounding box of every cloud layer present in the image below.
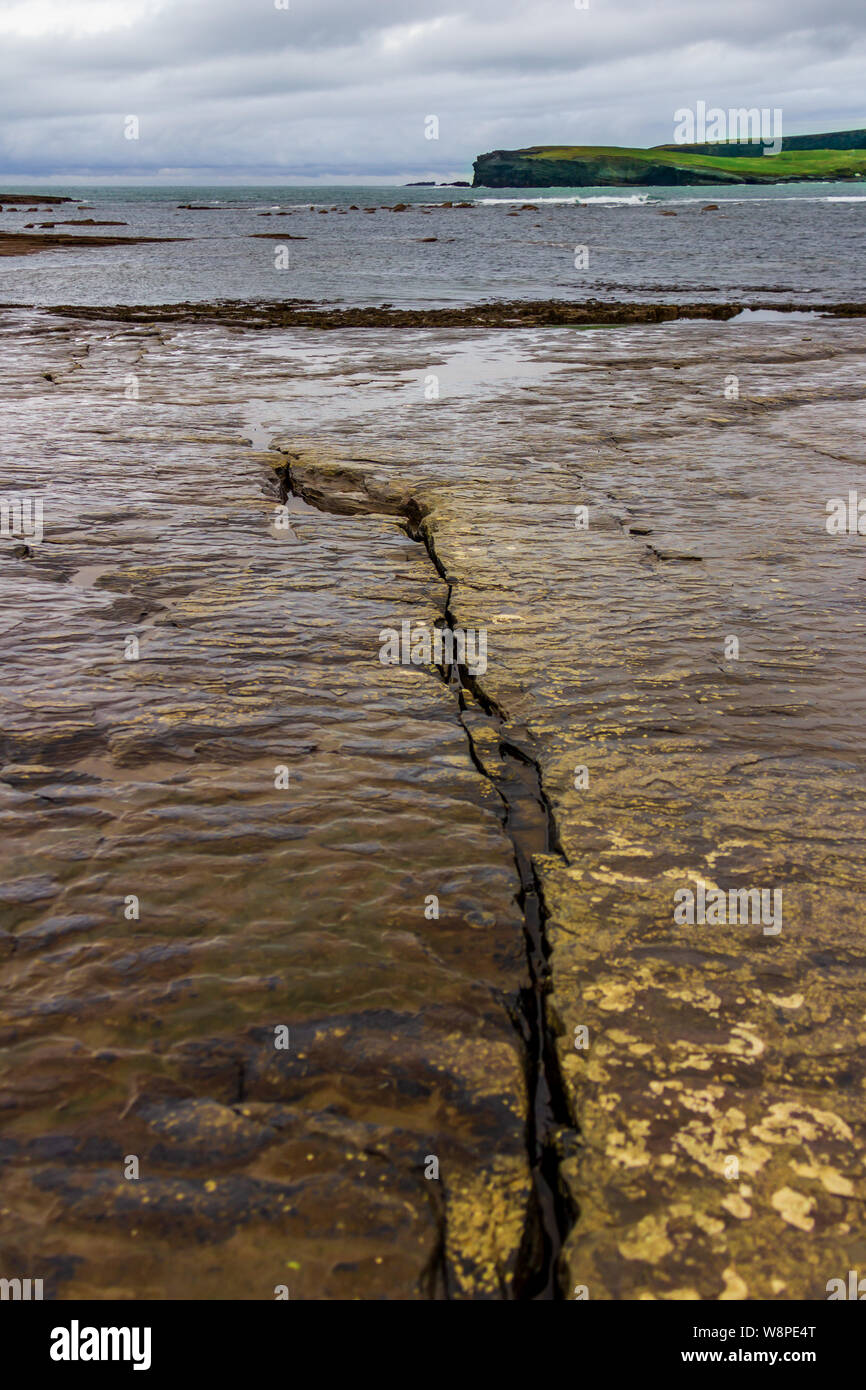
[0,0,864,181]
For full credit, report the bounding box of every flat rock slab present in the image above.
[0,309,864,1299]
[0,231,186,257]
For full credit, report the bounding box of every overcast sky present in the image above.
[0,0,864,184]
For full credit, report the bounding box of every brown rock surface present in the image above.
[0,308,864,1300]
[0,231,185,257]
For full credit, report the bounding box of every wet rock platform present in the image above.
[0,308,864,1298]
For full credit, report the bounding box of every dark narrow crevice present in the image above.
[406,513,577,1300]
[274,457,578,1301]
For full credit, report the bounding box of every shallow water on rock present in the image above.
[1,308,865,1298]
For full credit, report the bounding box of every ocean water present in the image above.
[0,181,863,308]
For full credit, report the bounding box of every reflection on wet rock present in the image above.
[1,308,864,1299]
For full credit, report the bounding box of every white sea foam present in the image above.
[476,193,651,207]
[654,192,866,206]
[578,194,651,205]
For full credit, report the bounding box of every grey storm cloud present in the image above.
[0,0,864,180]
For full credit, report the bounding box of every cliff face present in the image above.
[472,140,866,187]
[653,128,866,156]
[471,150,747,187]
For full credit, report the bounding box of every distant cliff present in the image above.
[653,128,866,156]
[472,135,866,187]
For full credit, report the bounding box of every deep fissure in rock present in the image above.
[407,511,576,1300]
[272,456,577,1299]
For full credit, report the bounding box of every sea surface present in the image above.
[0,181,863,308]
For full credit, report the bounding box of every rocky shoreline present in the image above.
[29,296,866,329]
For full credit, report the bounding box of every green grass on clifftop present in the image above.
[529,145,866,178]
[472,139,866,187]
